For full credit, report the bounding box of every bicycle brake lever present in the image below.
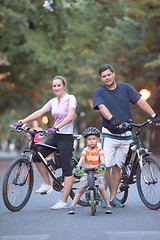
[122,122,132,131]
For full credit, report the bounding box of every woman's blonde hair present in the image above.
[52,76,67,87]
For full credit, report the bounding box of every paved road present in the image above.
[0,157,160,240]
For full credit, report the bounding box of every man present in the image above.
[93,64,160,207]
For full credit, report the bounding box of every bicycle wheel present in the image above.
[69,162,89,207]
[137,155,160,210]
[2,157,34,212]
[116,165,129,204]
[70,177,89,207]
[90,190,96,216]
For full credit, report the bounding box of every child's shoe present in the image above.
[99,198,106,208]
[68,206,75,214]
[105,206,112,214]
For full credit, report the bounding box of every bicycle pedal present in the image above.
[40,192,48,195]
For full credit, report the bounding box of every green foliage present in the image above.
[0,0,160,150]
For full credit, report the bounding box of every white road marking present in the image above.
[0,235,49,240]
[105,231,160,240]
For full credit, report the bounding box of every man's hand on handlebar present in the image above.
[109,116,122,128]
[150,114,160,126]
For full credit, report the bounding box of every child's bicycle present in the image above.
[74,165,106,216]
[2,127,84,212]
[116,120,160,210]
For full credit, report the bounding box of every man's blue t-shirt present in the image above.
[93,82,141,134]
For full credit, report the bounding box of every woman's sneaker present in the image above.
[105,206,112,214]
[35,183,52,194]
[110,198,124,207]
[68,206,75,215]
[51,200,68,210]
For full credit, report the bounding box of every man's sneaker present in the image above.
[35,183,52,194]
[105,206,112,214]
[99,198,107,208]
[110,198,124,207]
[51,200,68,210]
[68,206,75,215]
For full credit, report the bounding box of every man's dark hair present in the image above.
[98,64,114,75]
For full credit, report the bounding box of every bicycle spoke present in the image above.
[3,157,34,211]
[7,163,30,207]
[140,161,160,205]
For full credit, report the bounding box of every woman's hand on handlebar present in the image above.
[10,121,23,129]
[46,127,59,134]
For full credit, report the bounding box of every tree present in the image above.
[0,0,160,154]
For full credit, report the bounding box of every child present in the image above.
[68,127,112,214]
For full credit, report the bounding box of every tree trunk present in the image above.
[150,127,160,155]
[149,78,160,155]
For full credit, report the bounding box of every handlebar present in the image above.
[11,127,48,136]
[122,120,151,130]
[74,166,106,177]
[84,167,106,173]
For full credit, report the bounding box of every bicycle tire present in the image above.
[70,162,89,207]
[116,165,129,204]
[70,181,89,207]
[2,157,34,212]
[136,155,160,210]
[90,190,96,216]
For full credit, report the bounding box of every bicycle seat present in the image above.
[35,142,57,150]
[73,135,82,140]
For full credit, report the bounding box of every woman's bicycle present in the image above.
[116,120,160,210]
[2,127,84,212]
[74,166,106,216]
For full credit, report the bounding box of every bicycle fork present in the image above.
[137,149,157,185]
[85,173,99,204]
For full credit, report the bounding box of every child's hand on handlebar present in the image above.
[98,163,106,168]
[74,166,84,176]
[96,163,106,173]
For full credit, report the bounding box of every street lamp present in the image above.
[42,116,49,124]
[139,89,151,100]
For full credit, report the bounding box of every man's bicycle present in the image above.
[116,120,160,210]
[2,127,84,212]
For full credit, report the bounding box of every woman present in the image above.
[12,76,77,210]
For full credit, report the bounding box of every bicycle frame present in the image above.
[117,120,160,210]
[19,131,64,191]
[16,127,81,191]
[85,169,99,203]
[125,122,152,185]
[3,127,85,211]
